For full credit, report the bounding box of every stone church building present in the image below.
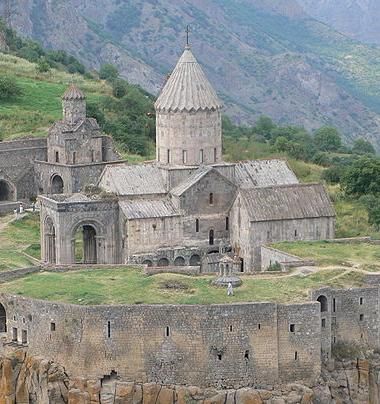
[1,45,335,271]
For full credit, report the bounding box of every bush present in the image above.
[322,166,344,184]
[352,138,376,155]
[99,64,119,81]
[0,76,22,100]
[314,126,342,152]
[36,58,51,73]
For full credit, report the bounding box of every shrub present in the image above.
[0,76,22,100]
[332,341,363,360]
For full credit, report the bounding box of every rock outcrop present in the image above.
[2,349,380,403]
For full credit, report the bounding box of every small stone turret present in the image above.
[155,46,223,166]
[62,84,86,124]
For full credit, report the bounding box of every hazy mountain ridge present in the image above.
[4,0,380,149]
[298,0,380,45]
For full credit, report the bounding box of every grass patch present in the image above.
[273,240,380,269]
[0,266,365,305]
[0,213,40,270]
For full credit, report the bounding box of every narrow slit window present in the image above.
[217,353,222,360]
[333,298,336,312]
[165,326,170,337]
[107,321,111,338]
[321,318,326,328]
[229,325,233,332]
[289,324,295,333]
[199,149,204,163]
[294,229,298,237]
[225,217,229,231]
[360,314,364,321]
[55,151,59,163]
[294,351,298,360]
[182,150,187,164]
[244,350,249,360]
[167,149,170,164]
[12,327,17,342]
[195,219,199,233]
[214,148,217,162]
[258,323,261,330]
[209,193,214,205]
[22,330,27,344]
[360,297,364,305]
[51,322,56,332]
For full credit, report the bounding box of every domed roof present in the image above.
[155,47,223,113]
[62,84,86,100]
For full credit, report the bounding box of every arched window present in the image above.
[209,193,214,205]
[51,175,64,194]
[209,229,214,245]
[317,295,328,312]
[0,304,6,333]
[157,257,169,267]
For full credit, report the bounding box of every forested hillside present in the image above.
[4,0,380,150]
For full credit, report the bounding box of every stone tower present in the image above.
[155,46,223,166]
[62,84,86,124]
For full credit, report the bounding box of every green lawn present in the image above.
[0,213,40,270]
[273,240,380,269]
[0,266,365,305]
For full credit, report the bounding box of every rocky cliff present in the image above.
[4,0,380,149]
[1,348,380,403]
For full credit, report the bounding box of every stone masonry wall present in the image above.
[0,294,321,389]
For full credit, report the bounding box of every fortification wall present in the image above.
[0,138,47,200]
[0,294,321,389]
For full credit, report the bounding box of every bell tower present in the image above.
[155,44,223,166]
[62,84,86,124]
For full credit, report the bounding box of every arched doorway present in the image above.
[0,179,15,201]
[317,295,328,312]
[142,260,153,267]
[174,256,185,266]
[74,224,97,264]
[44,217,56,264]
[0,304,6,333]
[51,175,64,194]
[209,229,214,245]
[189,254,201,266]
[157,257,169,267]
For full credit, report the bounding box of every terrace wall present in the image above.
[0,294,320,389]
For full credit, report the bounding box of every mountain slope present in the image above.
[5,0,380,149]
[298,0,380,45]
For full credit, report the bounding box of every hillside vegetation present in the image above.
[7,0,380,149]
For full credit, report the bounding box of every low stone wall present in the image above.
[0,267,40,283]
[261,246,315,272]
[144,266,201,276]
[330,237,380,245]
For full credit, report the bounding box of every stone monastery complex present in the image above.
[0,45,335,271]
[0,45,379,395]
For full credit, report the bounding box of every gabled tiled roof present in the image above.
[120,199,180,219]
[235,160,299,188]
[62,84,86,100]
[155,47,223,113]
[98,164,167,196]
[240,183,335,222]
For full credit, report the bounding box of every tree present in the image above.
[342,157,380,197]
[314,126,342,152]
[36,58,51,73]
[352,138,376,155]
[112,79,128,98]
[0,76,22,100]
[253,116,275,139]
[359,195,380,230]
[99,64,119,81]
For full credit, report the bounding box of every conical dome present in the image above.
[155,47,223,113]
[62,84,86,100]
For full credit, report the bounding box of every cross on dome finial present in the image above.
[185,25,191,48]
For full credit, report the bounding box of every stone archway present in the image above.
[174,256,185,266]
[44,217,56,264]
[74,224,97,264]
[189,254,201,266]
[0,303,6,333]
[51,175,64,194]
[0,179,15,201]
[157,258,169,267]
[317,295,328,312]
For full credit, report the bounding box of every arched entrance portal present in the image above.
[51,175,64,194]
[0,180,15,201]
[74,225,97,264]
[44,217,56,264]
[0,304,6,333]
